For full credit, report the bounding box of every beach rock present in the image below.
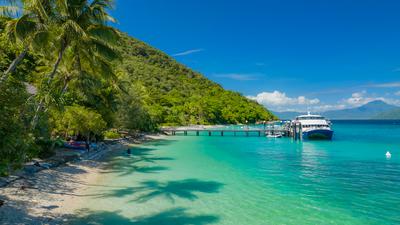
[64,154,80,162]
[0,178,8,187]
[23,165,42,174]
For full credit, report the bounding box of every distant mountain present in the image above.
[273,100,400,120]
[373,108,400,119]
[322,100,398,119]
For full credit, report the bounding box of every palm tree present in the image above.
[44,0,117,85]
[0,0,51,85]
[31,0,119,129]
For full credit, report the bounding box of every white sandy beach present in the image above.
[0,134,167,225]
[0,157,107,224]
[0,135,165,225]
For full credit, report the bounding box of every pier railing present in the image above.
[160,128,288,137]
[161,122,303,140]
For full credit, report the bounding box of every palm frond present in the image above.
[54,0,68,17]
[62,19,87,40]
[90,38,120,61]
[15,14,37,41]
[0,5,19,17]
[4,18,17,41]
[24,0,48,21]
[87,0,115,24]
[32,30,51,50]
[87,24,119,45]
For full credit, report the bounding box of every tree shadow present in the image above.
[134,156,174,164]
[101,146,172,176]
[94,178,224,203]
[0,195,55,224]
[67,207,219,225]
[144,139,177,146]
[134,179,224,203]
[98,187,138,198]
[130,147,157,156]
[101,164,169,177]
[134,166,169,174]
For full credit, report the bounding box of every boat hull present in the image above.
[302,129,333,140]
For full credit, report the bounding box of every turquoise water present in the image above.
[69,121,400,225]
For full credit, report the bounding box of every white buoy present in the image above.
[386,151,391,158]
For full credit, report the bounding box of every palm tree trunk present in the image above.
[47,43,66,85]
[31,44,67,130]
[60,74,71,95]
[0,50,27,85]
[61,82,69,95]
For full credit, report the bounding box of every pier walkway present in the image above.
[161,128,288,137]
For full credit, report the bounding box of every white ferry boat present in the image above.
[293,113,333,140]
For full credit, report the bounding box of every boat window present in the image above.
[298,116,325,120]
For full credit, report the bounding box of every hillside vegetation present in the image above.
[115,34,276,129]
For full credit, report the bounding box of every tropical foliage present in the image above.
[114,34,276,127]
[0,0,275,175]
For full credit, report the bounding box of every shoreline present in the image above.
[0,134,167,225]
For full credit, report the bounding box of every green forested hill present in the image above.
[0,20,275,132]
[114,33,276,128]
[0,1,274,174]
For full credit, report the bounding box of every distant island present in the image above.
[273,100,400,120]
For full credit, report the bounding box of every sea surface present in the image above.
[69,120,400,225]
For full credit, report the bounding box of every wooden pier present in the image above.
[161,128,288,137]
[161,122,303,140]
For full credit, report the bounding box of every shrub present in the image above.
[103,130,121,139]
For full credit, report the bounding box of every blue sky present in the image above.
[114,0,400,112]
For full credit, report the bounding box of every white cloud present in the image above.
[247,91,320,109]
[172,48,204,56]
[342,91,400,107]
[214,73,260,81]
[364,82,400,88]
[248,90,400,112]
[310,104,347,112]
[344,91,369,106]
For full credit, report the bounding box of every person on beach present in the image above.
[85,142,90,152]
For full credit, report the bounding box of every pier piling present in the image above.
[161,127,288,138]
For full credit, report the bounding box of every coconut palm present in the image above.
[0,0,19,17]
[31,0,120,129]
[0,0,52,85]
[43,0,117,85]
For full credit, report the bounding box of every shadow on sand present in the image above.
[134,179,224,203]
[95,178,224,203]
[67,207,219,225]
[101,146,173,177]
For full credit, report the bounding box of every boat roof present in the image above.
[296,114,324,118]
[298,120,329,125]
